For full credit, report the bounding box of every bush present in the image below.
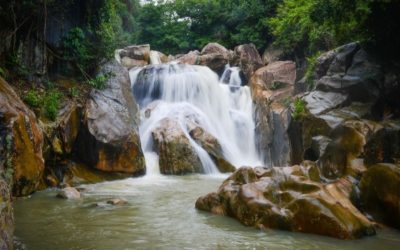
[24,90,41,108]
[304,52,321,89]
[87,74,109,90]
[292,97,306,120]
[43,90,62,121]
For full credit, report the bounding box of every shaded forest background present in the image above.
[0,0,399,79]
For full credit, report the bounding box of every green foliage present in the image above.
[282,96,292,108]
[270,81,283,90]
[24,90,41,108]
[292,97,306,120]
[0,67,5,78]
[24,88,61,121]
[70,87,79,98]
[269,0,371,55]
[87,74,109,90]
[43,89,62,121]
[137,0,282,54]
[304,52,321,89]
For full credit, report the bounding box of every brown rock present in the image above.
[151,118,203,175]
[121,57,148,68]
[233,43,264,81]
[196,166,375,239]
[0,77,45,196]
[360,163,400,229]
[120,44,150,62]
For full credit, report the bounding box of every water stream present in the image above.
[14,175,400,250]
[13,63,400,249]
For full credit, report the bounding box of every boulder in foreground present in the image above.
[196,165,376,239]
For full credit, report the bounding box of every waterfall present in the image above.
[149,51,162,65]
[130,64,262,175]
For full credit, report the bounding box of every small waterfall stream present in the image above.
[130,63,262,176]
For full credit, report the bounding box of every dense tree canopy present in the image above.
[1,0,399,78]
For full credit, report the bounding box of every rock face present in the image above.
[251,61,296,166]
[196,166,375,239]
[287,42,398,174]
[0,179,13,250]
[76,60,145,175]
[360,163,400,229]
[0,77,45,196]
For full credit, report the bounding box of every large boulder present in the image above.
[262,44,285,65]
[175,43,231,75]
[196,166,375,239]
[150,115,236,174]
[201,43,229,56]
[360,163,400,229]
[151,118,203,175]
[233,43,264,82]
[76,60,145,175]
[0,77,45,196]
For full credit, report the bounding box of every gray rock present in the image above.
[76,60,145,175]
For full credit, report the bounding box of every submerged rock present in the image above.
[196,166,376,239]
[57,187,81,199]
[0,77,45,196]
[76,60,145,175]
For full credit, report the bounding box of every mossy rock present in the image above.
[360,163,400,229]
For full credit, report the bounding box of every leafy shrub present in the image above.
[87,74,109,90]
[292,97,306,120]
[24,90,41,108]
[43,90,62,121]
[304,52,321,89]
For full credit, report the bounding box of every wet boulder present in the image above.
[360,163,400,229]
[196,166,375,239]
[151,118,203,175]
[0,77,45,196]
[76,60,145,175]
[188,125,235,173]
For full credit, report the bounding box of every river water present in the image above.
[15,175,400,250]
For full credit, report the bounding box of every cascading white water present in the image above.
[149,51,162,65]
[130,64,262,176]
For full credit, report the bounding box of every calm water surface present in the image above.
[14,175,400,250]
